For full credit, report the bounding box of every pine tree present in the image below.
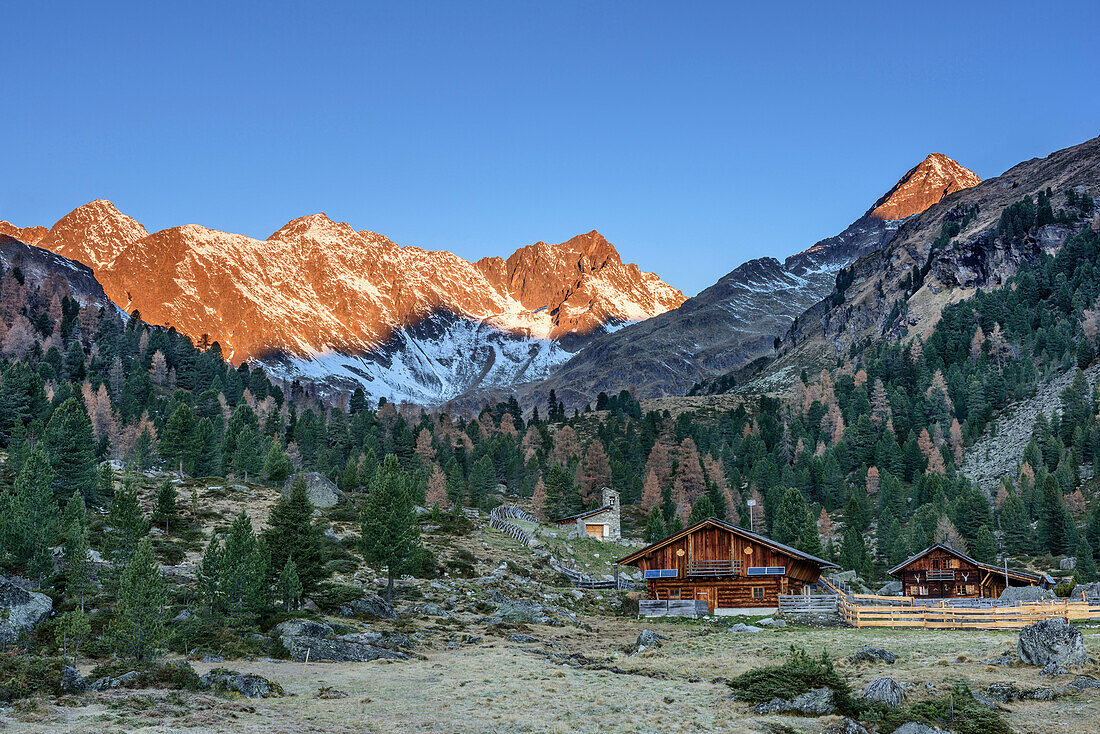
[644,508,667,543]
[42,397,98,502]
[106,476,149,563]
[839,525,870,578]
[161,404,199,476]
[1000,489,1034,555]
[109,537,167,662]
[278,557,303,611]
[1075,537,1098,583]
[773,487,810,547]
[219,511,268,628]
[970,525,997,564]
[197,538,223,615]
[1,447,59,581]
[1038,475,1075,555]
[56,608,90,664]
[263,441,292,485]
[359,454,420,603]
[263,475,325,594]
[62,491,92,610]
[687,495,714,525]
[152,480,178,534]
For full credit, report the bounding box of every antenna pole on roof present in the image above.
[1004,556,1009,593]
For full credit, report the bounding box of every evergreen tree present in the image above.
[105,476,149,563]
[687,495,714,525]
[359,454,420,603]
[1038,475,1076,555]
[62,491,92,610]
[263,441,292,485]
[543,464,580,519]
[970,525,997,564]
[773,487,811,548]
[263,475,325,594]
[278,557,303,611]
[643,508,667,543]
[56,609,90,664]
[109,537,167,662]
[0,447,59,580]
[1000,490,1034,555]
[152,480,178,534]
[219,512,268,628]
[838,525,870,578]
[42,397,98,502]
[161,403,199,476]
[197,538,223,615]
[1075,537,1098,583]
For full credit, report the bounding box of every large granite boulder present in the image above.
[280,634,408,662]
[859,677,906,708]
[1000,586,1055,603]
[283,472,346,509]
[202,671,283,698]
[1018,618,1088,667]
[850,646,897,664]
[337,591,396,620]
[272,619,334,639]
[877,581,903,596]
[893,724,946,734]
[0,578,52,644]
[754,687,836,715]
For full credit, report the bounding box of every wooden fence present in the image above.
[839,595,1100,629]
[778,594,839,614]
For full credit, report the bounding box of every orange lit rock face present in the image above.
[0,221,49,246]
[25,204,685,363]
[869,153,981,221]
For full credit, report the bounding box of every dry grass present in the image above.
[7,618,1098,733]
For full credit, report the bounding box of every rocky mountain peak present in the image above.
[267,212,358,244]
[0,221,49,246]
[869,153,981,221]
[38,199,149,270]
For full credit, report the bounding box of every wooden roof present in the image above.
[615,517,839,569]
[887,543,1045,584]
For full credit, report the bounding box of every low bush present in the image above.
[880,682,1012,734]
[88,659,206,691]
[726,646,861,715]
[0,654,66,703]
[310,582,364,610]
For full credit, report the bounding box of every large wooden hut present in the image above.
[616,517,838,613]
[887,543,1051,599]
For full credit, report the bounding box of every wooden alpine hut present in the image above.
[887,543,1052,599]
[616,517,838,613]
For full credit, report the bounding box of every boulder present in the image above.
[877,581,904,596]
[1069,675,1100,691]
[170,609,193,624]
[758,618,787,628]
[859,677,906,708]
[203,671,282,698]
[986,682,1058,703]
[635,629,666,649]
[823,719,871,734]
[893,724,946,734]
[509,633,538,643]
[337,631,413,650]
[337,591,396,620]
[0,577,52,644]
[280,634,408,662]
[753,687,835,715]
[60,666,87,694]
[272,619,335,639]
[729,623,763,633]
[1000,586,1055,603]
[417,603,449,617]
[283,472,346,509]
[1018,618,1088,668]
[1059,557,1077,571]
[849,646,897,664]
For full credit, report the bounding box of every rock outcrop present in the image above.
[0,578,52,644]
[1018,618,1089,667]
[283,472,345,509]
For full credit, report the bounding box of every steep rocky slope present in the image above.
[0,234,118,312]
[524,154,980,408]
[11,203,683,405]
[769,135,1100,380]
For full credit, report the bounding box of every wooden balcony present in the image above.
[926,570,956,581]
[687,559,742,577]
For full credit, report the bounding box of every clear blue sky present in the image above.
[3,1,1098,296]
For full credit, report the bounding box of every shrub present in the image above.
[310,582,364,610]
[1054,580,1076,598]
[0,655,66,703]
[880,682,1011,734]
[726,646,861,715]
[87,659,206,691]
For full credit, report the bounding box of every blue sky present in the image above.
[2,2,1098,296]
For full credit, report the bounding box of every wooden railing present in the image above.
[778,594,839,613]
[687,559,742,576]
[925,570,956,580]
[839,596,1100,629]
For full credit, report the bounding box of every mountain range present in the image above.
[1,205,684,405]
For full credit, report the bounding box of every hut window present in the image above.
[752,587,765,600]
[668,588,681,600]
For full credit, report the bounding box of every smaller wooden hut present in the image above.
[887,543,1051,599]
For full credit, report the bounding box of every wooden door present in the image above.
[696,588,712,613]
[585,523,604,539]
